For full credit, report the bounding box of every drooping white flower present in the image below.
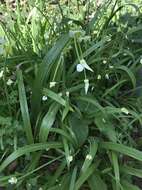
[7,79,13,86]
[66,91,70,97]
[80,59,93,72]
[67,155,73,163]
[105,74,109,80]
[0,70,4,78]
[121,107,129,115]
[49,81,56,88]
[68,20,73,25]
[109,65,114,69]
[76,64,84,72]
[86,154,92,160]
[42,96,47,101]
[39,188,43,190]
[97,74,101,80]
[8,177,17,184]
[140,58,142,64]
[76,59,93,73]
[84,79,89,94]
[103,60,107,64]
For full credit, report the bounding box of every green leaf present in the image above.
[69,167,78,190]
[111,152,120,190]
[43,88,66,107]
[101,142,142,161]
[75,165,95,190]
[116,66,136,88]
[81,140,98,173]
[121,180,140,190]
[0,142,62,172]
[76,96,104,113]
[17,69,34,144]
[121,165,142,178]
[88,173,107,190]
[69,113,89,146]
[39,102,60,142]
[94,113,117,142]
[31,34,70,122]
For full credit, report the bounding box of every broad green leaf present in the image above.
[94,113,117,142]
[76,96,104,113]
[39,102,60,142]
[69,113,89,146]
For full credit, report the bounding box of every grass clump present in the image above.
[0,0,142,189]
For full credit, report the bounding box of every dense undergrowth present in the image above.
[0,0,142,189]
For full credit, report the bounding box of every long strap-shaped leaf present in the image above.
[0,142,62,172]
[17,69,34,144]
[39,102,60,142]
[101,142,142,161]
[31,34,70,123]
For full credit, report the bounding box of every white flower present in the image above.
[42,96,47,101]
[80,59,93,72]
[8,177,17,184]
[0,70,4,78]
[140,58,142,64]
[96,0,103,7]
[66,91,70,97]
[68,20,73,25]
[105,74,109,80]
[50,81,56,88]
[97,74,101,80]
[76,64,84,72]
[7,79,13,86]
[39,188,43,190]
[102,118,106,123]
[86,154,92,160]
[109,65,114,69]
[84,79,89,94]
[103,60,107,64]
[121,107,129,115]
[67,155,73,163]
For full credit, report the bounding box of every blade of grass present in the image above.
[17,69,34,144]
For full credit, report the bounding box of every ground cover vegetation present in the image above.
[0,0,142,189]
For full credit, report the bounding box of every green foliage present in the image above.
[0,0,142,189]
